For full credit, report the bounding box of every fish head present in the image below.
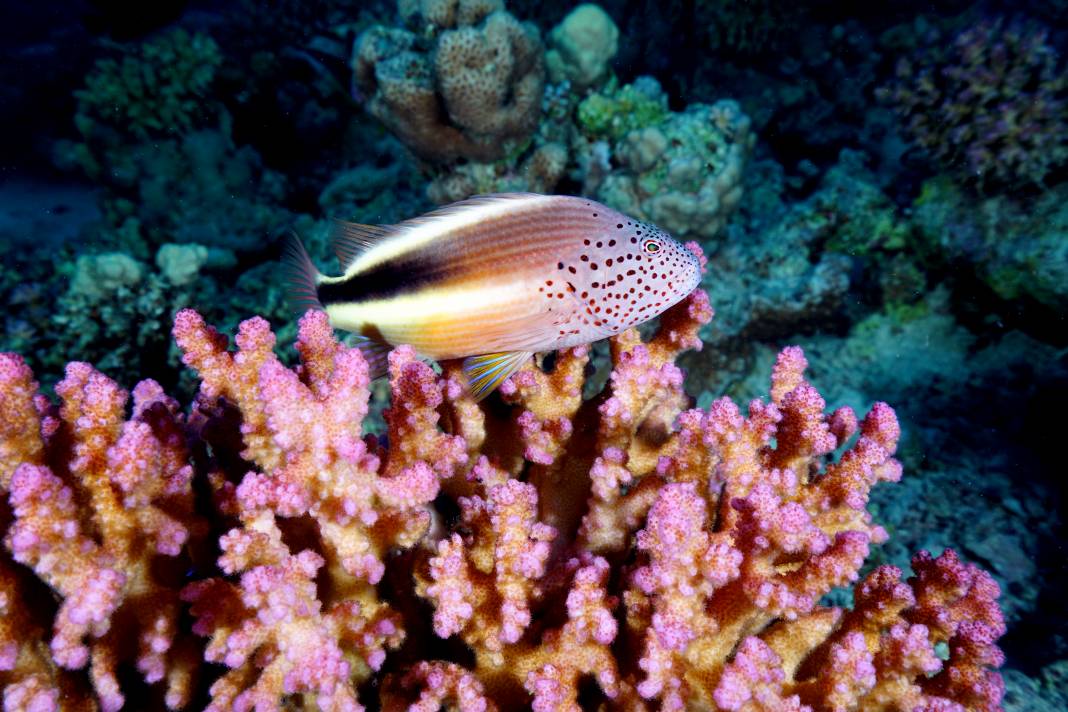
[565,209,703,335]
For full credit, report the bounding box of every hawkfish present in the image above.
[284,192,702,400]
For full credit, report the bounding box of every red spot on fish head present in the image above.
[560,203,702,336]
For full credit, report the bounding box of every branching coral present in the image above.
[353,0,544,163]
[0,271,1005,709]
[0,354,203,710]
[697,0,804,57]
[879,16,1067,189]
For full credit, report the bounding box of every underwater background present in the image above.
[0,0,1065,709]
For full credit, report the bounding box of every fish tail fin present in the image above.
[282,230,323,314]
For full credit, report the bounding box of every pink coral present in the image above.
[0,287,1005,710]
[0,355,202,710]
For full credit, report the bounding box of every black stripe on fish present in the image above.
[316,254,446,305]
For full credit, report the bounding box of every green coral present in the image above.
[590,77,752,241]
[75,29,223,141]
[698,0,803,57]
[58,30,289,255]
[816,152,911,257]
[577,78,668,140]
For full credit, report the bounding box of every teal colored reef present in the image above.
[0,0,1064,709]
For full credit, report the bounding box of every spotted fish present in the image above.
[284,193,702,399]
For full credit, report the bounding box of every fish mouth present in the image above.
[683,254,702,290]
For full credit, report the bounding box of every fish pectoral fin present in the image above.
[461,351,533,402]
[352,334,391,380]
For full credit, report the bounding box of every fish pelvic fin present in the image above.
[331,219,394,272]
[282,230,324,315]
[461,351,533,402]
[351,334,391,380]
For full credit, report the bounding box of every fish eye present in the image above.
[642,239,661,254]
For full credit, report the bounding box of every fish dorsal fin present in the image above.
[462,351,533,402]
[281,230,324,315]
[333,194,547,272]
[331,219,396,271]
[399,193,545,229]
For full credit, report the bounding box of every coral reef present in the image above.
[4,0,1064,707]
[350,5,754,224]
[878,16,1068,190]
[0,283,1006,709]
[425,140,569,203]
[73,29,222,143]
[686,155,857,380]
[56,29,289,255]
[576,77,669,142]
[353,0,545,163]
[698,0,804,57]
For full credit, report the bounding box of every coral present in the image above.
[59,29,225,193]
[426,141,568,203]
[69,252,144,301]
[707,278,1065,637]
[814,151,910,258]
[50,258,202,395]
[0,354,204,710]
[697,0,803,57]
[576,77,668,142]
[545,4,619,91]
[696,228,849,348]
[0,279,1006,708]
[318,133,431,224]
[160,243,237,286]
[583,77,752,241]
[88,128,289,255]
[352,0,545,163]
[73,29,222,142]
[58,29,289,255]
[685,152,920,385]
[878,16,1068,189]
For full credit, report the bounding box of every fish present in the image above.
[283,192,702,400]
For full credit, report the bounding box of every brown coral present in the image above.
[353,0,544,163]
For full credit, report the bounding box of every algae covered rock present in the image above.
[912,177,1068,312]
[583,78,753,241]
